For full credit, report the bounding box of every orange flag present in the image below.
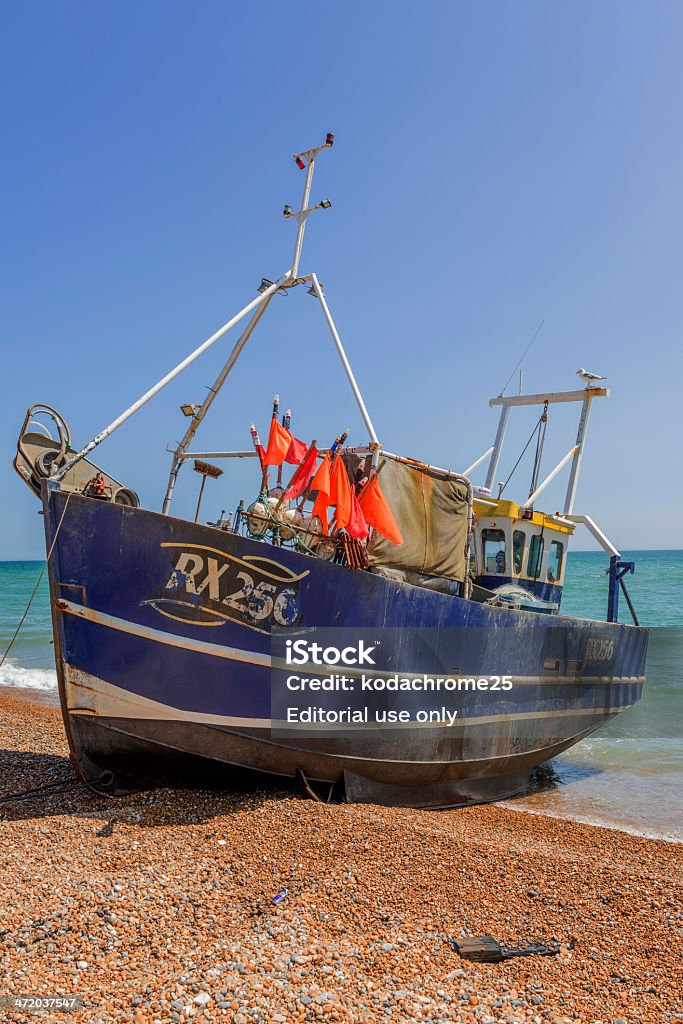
[329,457,352,530]
[310,454,331,534]
[358,475,403,545]
[263,419,293,467]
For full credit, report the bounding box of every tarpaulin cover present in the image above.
[366,457,470,581]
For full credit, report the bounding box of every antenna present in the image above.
[498,320,545,397]
[283,133,335,277]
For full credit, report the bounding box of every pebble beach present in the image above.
[1,688,681,1024]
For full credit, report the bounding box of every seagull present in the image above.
[576,367,607,387]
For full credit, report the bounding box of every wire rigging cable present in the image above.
[0,491,73,670]
[498,408,548,498]
[528,402,549,499]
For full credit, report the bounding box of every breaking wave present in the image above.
[0,659,58,691]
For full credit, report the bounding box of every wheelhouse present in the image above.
[472,497,575,605]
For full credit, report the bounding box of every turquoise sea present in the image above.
[0,552,681,840]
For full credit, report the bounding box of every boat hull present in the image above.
[43,485,648,807]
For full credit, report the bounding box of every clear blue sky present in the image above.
[2,1,681,558]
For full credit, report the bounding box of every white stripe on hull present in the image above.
[57,599,645,688]
[64,664,639,732]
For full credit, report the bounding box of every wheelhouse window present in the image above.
[482,528,506,575]
[513,530,525,574]
[547,539,564,583]
[527,534,544,578]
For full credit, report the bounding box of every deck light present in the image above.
[295,156,306,169]
[257,278,274,293]
[180,404,199,417]
[283,204,292,216]
[319,199,332,209]
[326,133,335,146]
[307,282,323,297]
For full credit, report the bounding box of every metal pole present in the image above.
[461,447,494,478]
[161,295,273,515]
[607,555,619,623]
[564,514,620,558]
[309,274,380,451]
[194,475,207,523]
[175,444,375,460]
[620,576,640,626]
[525,446,578,507]
[563,393,593,515]
[291,159,315,278]
[484,404,511,491]
[55,275,289,480]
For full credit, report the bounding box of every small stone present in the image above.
[76,960,88,969]
[193,991,211,1006]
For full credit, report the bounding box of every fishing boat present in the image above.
[13,136,648,807]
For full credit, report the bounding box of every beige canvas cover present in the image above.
[367,457,470,581]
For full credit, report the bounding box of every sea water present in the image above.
[0,553,681,839]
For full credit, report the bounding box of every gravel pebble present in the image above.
[0,689,681,1024]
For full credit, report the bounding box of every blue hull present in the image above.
[43,486,648,807]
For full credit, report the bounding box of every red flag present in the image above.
[358,475,403,545]
[264,419,293,467]
[285,434,308,465]
[329,457,352,530]
[285,445,319,500]
[345,490,369,539]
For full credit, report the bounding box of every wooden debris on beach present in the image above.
[453,935,573,962]
[452,936,506,962]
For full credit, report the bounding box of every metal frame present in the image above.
[161,296,273,514]
[606,556,639,625]
[477,389,638,624]
[483,387,609,514]
[52,135,382,512]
